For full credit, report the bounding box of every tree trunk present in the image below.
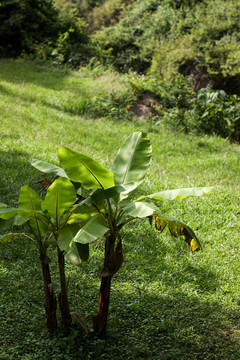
[40,254,57,334]
[94,275,112,337]
[94,233,123,337]
[57,247,72,328]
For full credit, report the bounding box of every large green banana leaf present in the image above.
[137,187,214,201]
[41,177,76,221]
[31,159,68,178]
[58,224,89,265]
[0,215,26,230]
[73,214,109,244]
[120,201,159,218]
[111,132,152,188]
[19,185,48,235]
[65,242,89,266]
[90,185,128,204]
[58,147,115,190]
[66,204,97,224]
[0,207,44,220]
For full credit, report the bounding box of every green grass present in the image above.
[1,59,240,359]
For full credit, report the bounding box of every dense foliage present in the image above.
[0,0,91,66]
[55,0,132,31]
[93,0,240,93]
[127,74,240,142]
[0,0,59,57]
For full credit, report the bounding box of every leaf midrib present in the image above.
[69,150,104,189]
[122,133,140,185]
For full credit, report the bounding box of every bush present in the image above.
[150,0,240,87]
[0,0,59,57]
[92,0,164,72]
[162,89,240,141]
[0,1,92,68]
[92,0,240,97]
[33,11,92,67]
[126,73,194,108]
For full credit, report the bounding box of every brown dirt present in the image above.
[131,94,161,119]
[180,60,240,95]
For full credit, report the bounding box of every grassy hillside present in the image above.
[1,60,240,359]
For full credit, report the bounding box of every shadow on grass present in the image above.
[0,60,69,90]
[0,61,131,121]
[0,149,38,205]
[101,289,240,360]
[0,71,95,119]
[1,228,240,360]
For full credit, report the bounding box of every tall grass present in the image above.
[1,59,240,359]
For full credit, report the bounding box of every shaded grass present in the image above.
[1,59,240,359]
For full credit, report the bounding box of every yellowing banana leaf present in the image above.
[137,187,214,201]
[58,147,115,190]
[153,214,201,252]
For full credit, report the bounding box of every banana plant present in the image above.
[0,178,89,333]
[30,131,213,337]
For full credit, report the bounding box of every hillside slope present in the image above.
[93,0,240,94]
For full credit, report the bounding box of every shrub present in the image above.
[0,0,59,57]
[92,0,165,72]
[150,0,240,87]
[33,11,92,68]
[162,89,240,141]
[0,1,92,68]
[126,73,194,108]
[191,89,240,141]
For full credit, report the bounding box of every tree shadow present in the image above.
[101,289,240,360]
[0,69,94,119]
[0,149,38,205]
[1,220,240,360]
[0,60,69,91]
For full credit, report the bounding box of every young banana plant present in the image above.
[30,131,213,337]
[0,178,89,333]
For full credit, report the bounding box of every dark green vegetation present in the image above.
[93,0,240,86]
[0,0,91,67]
[1,60,240,359]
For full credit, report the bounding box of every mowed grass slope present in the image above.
[0,59,240,360]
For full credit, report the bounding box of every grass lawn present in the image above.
[1,59,240,359]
